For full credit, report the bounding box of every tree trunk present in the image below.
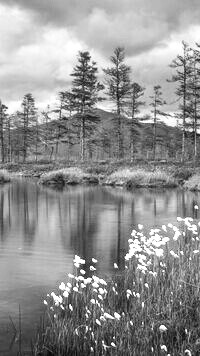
[181,47,187,164]
[80,115,85,161]
[153,105,156,161]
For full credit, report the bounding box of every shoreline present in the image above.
[0,161,198,189]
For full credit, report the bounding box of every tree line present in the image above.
[1,41,200,164]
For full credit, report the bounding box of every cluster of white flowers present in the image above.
[42,213,200,354]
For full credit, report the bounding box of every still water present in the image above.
[0,179,199,354]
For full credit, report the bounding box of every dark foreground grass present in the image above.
[33,215,200,356]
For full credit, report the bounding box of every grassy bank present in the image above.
[0,160,198,188]
[104,168,177,188]
[0,169,11,183]
[184,174,200,191]
[38,167,178,188]
[39,167,99,185]
[34,215,200,355]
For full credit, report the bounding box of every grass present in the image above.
[105,168,177,188]
[33,213,200,355]
[0,160,196,188]
[39,167,99,185]
[184,174,200,191]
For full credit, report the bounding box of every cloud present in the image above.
[1,0,200,57]
[0,4,84,108]
[0,0,200,112]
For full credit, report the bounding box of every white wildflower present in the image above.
[68,273,74,279]
[99,278,107,286]
[111,342,116,348]
[159,324,167,332]
[73,255,85,265]
[59,282,66,291]
[63,291,69,298]
[185,350,192,356]
[100,315,106,322]
[92,282,99,289]
[84,277,92,284]
[155,248,164,257]
[90,266,96,271]
[80,269,86,275]
[96,319,101,326]
[161,345,167,352]
[104,312,115,320]
[114,312,121,320]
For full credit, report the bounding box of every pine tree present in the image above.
[126,82,145,161]
[21,93,37,162]
[71,51,103,161]
[168,41,192,162]
[0,101,8,163]
[103,47,131,158]
[186,46,200,164]
[149,85,166,160]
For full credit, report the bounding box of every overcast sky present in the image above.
[1,0,200,116]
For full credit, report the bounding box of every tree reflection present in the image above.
[1,182,200,274]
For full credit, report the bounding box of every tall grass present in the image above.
[105,168,177,187]
[184,174,200,191]
[34,213,200,355]
[39,167,98,185]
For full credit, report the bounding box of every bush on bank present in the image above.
[34,214,200,355]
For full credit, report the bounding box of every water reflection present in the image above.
[0,181,200,353]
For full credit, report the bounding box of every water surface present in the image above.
[0,180,199,354]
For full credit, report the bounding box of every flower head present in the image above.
[159,324,167,332]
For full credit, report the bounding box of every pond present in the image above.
[0,179,199,355]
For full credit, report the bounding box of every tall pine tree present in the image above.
[149,85,166,160]
[103,47,131,158]
[71,51,103,161]
[168,41,192,162]
[127,82,145,161]
[21,93,37,162]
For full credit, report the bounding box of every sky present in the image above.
[1,0,200,119]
